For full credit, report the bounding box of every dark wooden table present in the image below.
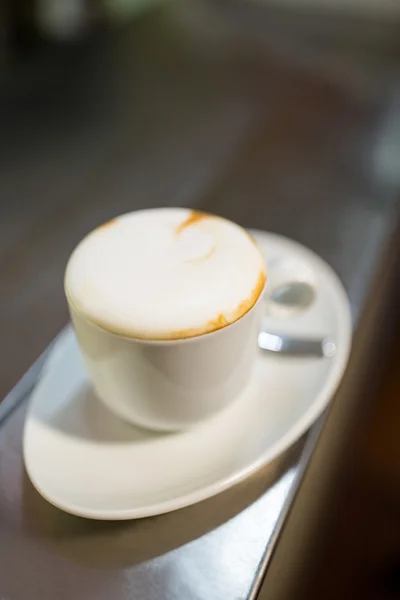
[0,2,399,599]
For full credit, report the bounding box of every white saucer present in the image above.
[23,231,352,520]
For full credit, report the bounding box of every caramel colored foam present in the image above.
[174,210,217,263]
[167,269,266,340]
[66,208,267,341]
[175,210,208,236]
[69,267,266,341]
[246,230,259,247]
[184,245,215,263]
[97,217,118,231]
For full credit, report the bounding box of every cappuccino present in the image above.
[65,208,266,340]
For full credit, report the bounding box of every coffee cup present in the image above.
[64,208,267,431]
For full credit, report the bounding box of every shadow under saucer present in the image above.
[22,437,303,569]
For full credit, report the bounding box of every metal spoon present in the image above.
[258,332,336,358]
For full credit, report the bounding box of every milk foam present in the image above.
[65,208,266,340]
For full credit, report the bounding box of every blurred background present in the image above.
[0,1,399,599]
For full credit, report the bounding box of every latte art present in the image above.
[65,208,267,340]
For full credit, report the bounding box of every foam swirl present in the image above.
[65,208,267,340]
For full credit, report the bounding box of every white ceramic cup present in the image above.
[65,210,266,431]
[68,294,265,431]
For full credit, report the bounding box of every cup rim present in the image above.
[64,208,267,345]
[66,281,267,346]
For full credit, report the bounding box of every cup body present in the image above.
[68,295,264,431]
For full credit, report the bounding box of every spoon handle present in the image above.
[258,332,336,358]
